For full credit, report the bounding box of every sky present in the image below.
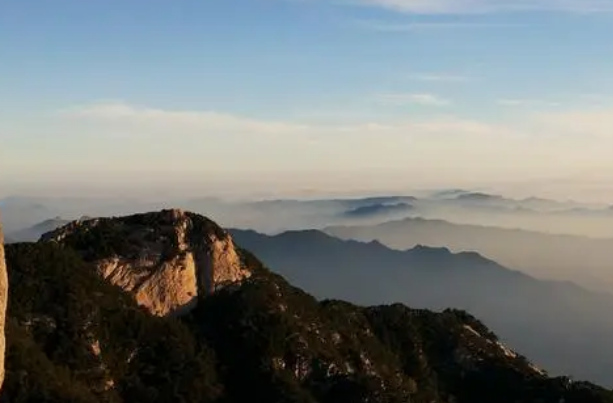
[1,0,613,200]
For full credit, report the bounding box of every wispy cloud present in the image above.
[59,101,500,140]
[59,102,311,136]
[408,73,475,83]
[357,0,613,14]
[534,106,613,138]
[28,100,613,190]
[497,98,561,107]
[576,93,612,104]
[376,93,452,106]
[355,19,515,31]
[58,100,613,149]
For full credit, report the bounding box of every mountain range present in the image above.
[6,218,72,244]
[2,210,613,402]
[9,212,613,295]
[230,227,613,387]
[5,191,613,238]
[6,210,613,384]
[324,217,613,293]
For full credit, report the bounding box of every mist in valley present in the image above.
[3,189,613,386]
[4,190,613,292]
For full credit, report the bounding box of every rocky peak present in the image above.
[0,214,7,391]
[42,209,252,317]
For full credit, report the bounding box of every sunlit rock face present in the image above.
[43,209,251,317]
[0,215,9,391]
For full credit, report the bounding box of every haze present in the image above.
[2,1,613,202]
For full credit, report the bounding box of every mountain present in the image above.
[0,198,58,234]
[5,192,613,238]
[554,207,613,217]
[429,189,472,199]
[324,217,613,293]
[455,192,505,202]
[427,190,564,210]
[211,194,613,238]
[0,195,420,238]
[335,196,418,207]
[3,210,613,402]
[3,241,223,403]
[6,217,72,243]
[41,210,252,317]
[230,228,613,387]
[341,202,414,219]
[215,196,419,233]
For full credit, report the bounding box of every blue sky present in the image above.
[2,0,613,200]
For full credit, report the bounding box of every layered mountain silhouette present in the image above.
[0,199,57,234]
[230,228,613,387]
[324,217,613,293]
[4,192,613,239]
[3,210,613,402]
[6,217,71,244]
[341,202,414,219]
[455,192,505,202]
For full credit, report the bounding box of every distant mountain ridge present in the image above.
[6,217,72,243]
[341,202,414,219]
[325,216,613,293]
[4,191,613,237]
[455,192,505,201]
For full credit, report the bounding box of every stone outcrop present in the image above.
[43,209,251,317]
[0,214,8,391]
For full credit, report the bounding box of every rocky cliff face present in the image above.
[0,216,7,391]
[42,209,251,317]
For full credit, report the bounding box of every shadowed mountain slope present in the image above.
[231,227,613,387]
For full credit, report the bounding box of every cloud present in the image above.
[357,0,613,14]
[50,100,518,184]
[354,19,514,31]
[576,93,612,104]
[56,100,613,143]
[60,101,500,140]
[4,99,613,198]
[497,98,561,107]
[533,107,613,139]
[376,93,452,106]
[60,102,311,136]
[408,73,474,82]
